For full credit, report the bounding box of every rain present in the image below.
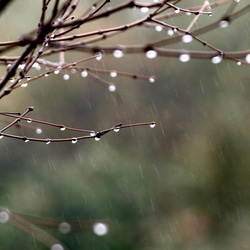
[0,0,249,249]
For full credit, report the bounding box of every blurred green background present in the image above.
[0,0,250,249]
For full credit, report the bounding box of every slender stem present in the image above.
[0,106,33,132]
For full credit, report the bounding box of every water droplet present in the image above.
[71,68,76,74]
[21,83,28,88]
[18,64,25,70]
[63,74,70,80]
[245,54,250,64]
[27,77,31,81]
[186,12,191,16]
[146,50,157,59]
[58,222,71,234]
[46,139,51,145]
[54,69,60,75]
[81,70,88,78]
[33,62,41,70]
[50,243,64,250]
[140,7,149,13]
[113,127,120,132]
[0,135,3,139]
[113,50,124,58]
[175,8,180,13]
[108,85,116,92]
[234,0,240,2]
[167,29,173,36]
[150,122,156,128]
[237,61,242,66]
[27,119,32,123]
[0,211,9,223]
[179,54,190,63]
[95,137,100,141]
[10,79,15,83]
[211,55,222,64]
[90,131,96,136]
[182,35,193,43]
[155,25,163,32]
[149,77,155,83]
[219,20,229,28]
[60,126,66,131]
[24,138,30,143]
[110,71,117,78]
[71,137,78,144]
[36,128,42,134]
[44,73,49,77]
[95,52,102,61]
[93,222,108,236]
[208,13,213,17]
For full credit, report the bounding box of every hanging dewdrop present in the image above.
[71,137,78,144]
[81,70,88,78]
[95,52,103,61]
[113,49,124,58]
[63,74,70,80]
[211,55,223,64]
[108,85,116,92]
[146,50,158,59]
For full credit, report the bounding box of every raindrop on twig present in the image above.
[146,50,158,59]
[179,54,190,63]
[60,126,66,131]
[149,77,155,83]
[81,70,88,78]
[95,52,103,61]
[93,222,109,236]
[113,50,124,58]
[150,122,156,128]
[63,74,70,80]
[108,85,116,92]
[71,137,78,144]
[182,35,193,43]
[245,54,250,64]
[21,83,28,88]
[0,210,9,223]
[58,222,71,234]
[211,55,222,64]
[46,139,51,145]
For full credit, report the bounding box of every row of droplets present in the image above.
[154,18,232,35]
[13,50,155,92]
[9,45,250,92]
[0,210,108,235]
[0,122,156,144]
[44,122,156,144]
[142,0,239,15]
[50,221,109,249]
[145,49,250,65]
[0,209,108,250]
